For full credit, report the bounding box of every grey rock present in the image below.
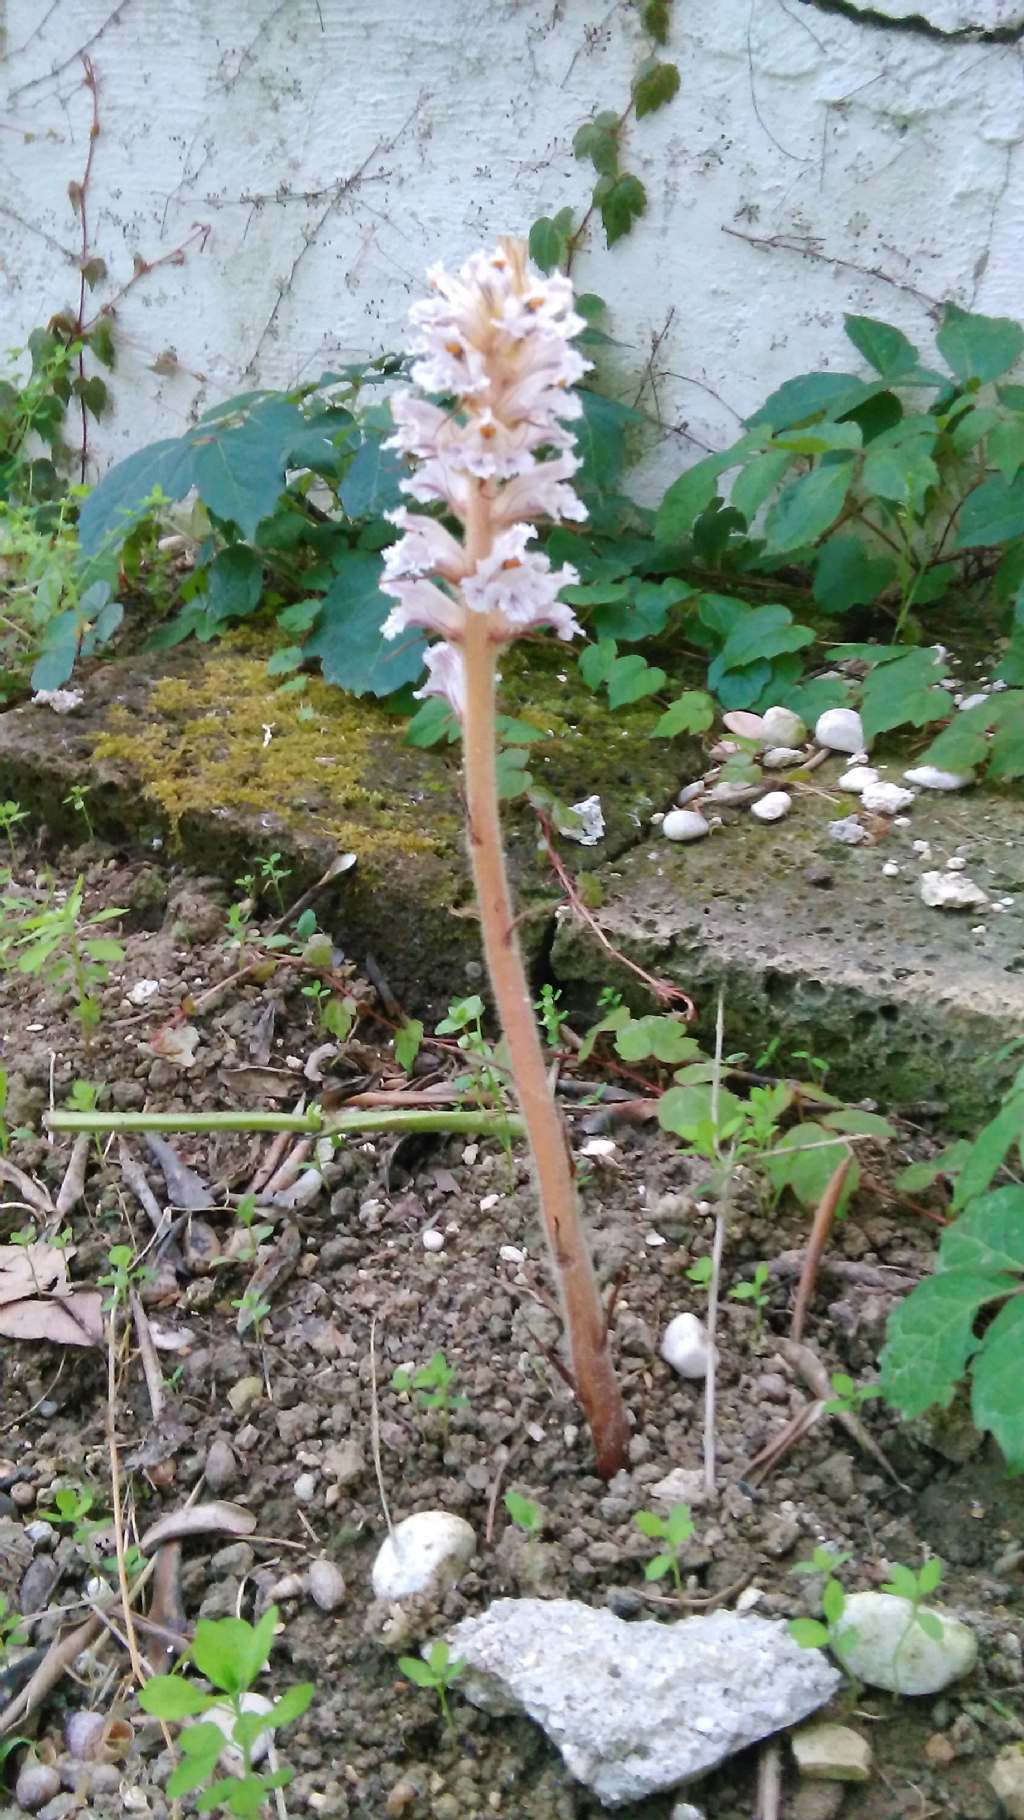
[791,1721,871,1781]
[204,1435,238,1493]
[840,1591,977,1694]
[445,1598,839,1806]
[989,1743,1024,1817]
[19,1554,58,1613]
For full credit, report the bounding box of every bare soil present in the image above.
[0,842,1021,1820]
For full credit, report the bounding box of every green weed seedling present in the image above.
[824,1373,882,1418]
[728,1261,771,1331]
[535,983,563,1047]
[504,1489,544,1580]
[36,1485,110,1561]
[789,1547,859,1679]
[0,801,28,866]
[0,1596,27,1661]
[881,1556,946,1688]
[634,1502,695,1593]
[301,980,356,1042]
[233,1288,272,1339]
[139,1607,313,1816]
[0,877,125,1039]
[399,1640,465,1731]
[98,1244,150,1312]
[256,852,290,912]
[687,1255,712,1296]
[392,1350,468,1440]
[63,783,95,840]
[435,995,507,1109]
[231,1194,274,1263]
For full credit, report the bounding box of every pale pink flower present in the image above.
[381,577,464,642]
[383,509,467,583]
[415,641,466,718]
[462,527,582,640]
[492,453,588,527]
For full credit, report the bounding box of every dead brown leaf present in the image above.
[0,1291,103,1346]
[140,1499,257,1551]
[0,1241,70,1307]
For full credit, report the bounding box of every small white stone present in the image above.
[557,793,605,846]
[649,1467,708,1508]
[861,780,915,816]
[791,1722,872,1782]
[662,809,710,843]
[815,707,865,754]
[307,1557,346,1612]
[959,692,989,712]
[881,861,900,878]
[735,1585,766,1612]
[722,710,765,740]
[677,782,706,805]
[660,1312,715,1380]
[946,856,967,871]
[750,791,791,823]
[499,1244,525,1264]
[670,1804,706,1820]
[840,1590,977,1694]
[838,765,878,794]
[422,1229,445,1252]
[371,1511,476,1601]
[828,816,868,846]
[650,811,665,825]
[293,1472,317,1504]
[580,1136,618,1162]
[989,1744,1024,1818]
[645,1230,667,1247]
[912,839,932,855]
[761,705,807,747]
[761,746,804,769]
[920,871,989,910]
[479,1192,500,1211]
[203,1694,274,1773]
[127,978,161,1007]
[33,688,83,714]
[904,765,972,791]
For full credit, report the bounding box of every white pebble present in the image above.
[815,707,866,754]
[307,1558,346,1612]
[760,746,803,769]
[499,1245,524,1264]
[912,839,931,855]
[920,871,989,910]
[676,782,705,806]
[580,1136,618,1162]
[761,705,806,747]
[293,1473,318,1504]
[861,780,915,816]
[881,862,900,878]
[422,1229,445,1252]
[828,816,868,846]
[838,765,878,794]
[557,793,605,846]
[722,710,765,740]
[946,856,967,871]
[645,1231,667,1247]
[660,1312,716,1380]
[750,791,791,823]
[662,809,710,843]
[371,1511,476,1601]
[127,978,161,1007]
[959,692,989,712]
[904,766,972,791]
[203,1694,273,1773]
[479,1192,500,1211]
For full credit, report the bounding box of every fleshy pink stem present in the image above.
[460,602,630,1479]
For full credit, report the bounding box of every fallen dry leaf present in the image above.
[140,1499,257,1551]
[0,1241,70,1307]
[0,1291,103,1347]
[0,1157,54,1215]
[148,1023,200,1069]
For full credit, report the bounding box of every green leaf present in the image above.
[915,1609,945,1641]
[821,1108,896,1138]
[394,1019,423,1072]
[918,1557,943,1596]
[813,535,895,612]
[950,405,1003,454]
[78,437,195,554]
[989,414,1024,482]
[191,400,305,539]
[204,545,263,625]
[657,1080,742,1140]
[763,1123,856,1213]
[746,371,872,432]
[822,1578,846,1625]
[404,696,458,747]
[579,639,618,690]
[645,1554,673,1581]
[605,652,666,707]
[267,645,304,677]
[574,120,619,177]
[844,314,920,378]
[762,459,856,555]
[633,59,681,117]
[597,172,647,245]
[881,1563,919,1601]
[593,577,692,641]
[504,1490,539,1530]
[863,435,939,513]
[716,603,815,674]
[138,1676,213,1719]
[859,648,949,741]
[940,1186,1024,1275]
[338,432,405,518]
[399,1656,438,1689]
[268,1682,314,1729]
[955,472,1024,548]
[574,390,640,493]
[730,450,793,524]
[652,691,715,737]
[971,1298,1024,1471]
[657,436,758,541]
[642,0,671,42]
[302,552,425,697]
[614,1015,700,1063]
[879,1272,1007,1417]
[789,1618,830,1648]
[937,302,1024,387]
[529,216,569,273]
[772,423,862,455]
[192,1607,277,1695]
[952,1093,1024,1209]
[634,1508,666,1539]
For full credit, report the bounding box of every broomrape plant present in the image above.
[382,238,628,1475]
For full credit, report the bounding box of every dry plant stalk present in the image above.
[381,238,629,1476]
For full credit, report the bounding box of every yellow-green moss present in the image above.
[91,644,458,866]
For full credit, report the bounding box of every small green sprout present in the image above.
[824,1373,883,1417]
[504,1489,544,1579]
[256,851,290,911]
[393,1350,468,1439]
[0,800,28,865]
[0,1597,27,1659]
[729,1261,771,1330]
[686,1255,713,1293]
[63,782,95,840]
[535,983,563,1047]
[789,1547,859,1677]
[36,1485,96,1530]
[399,1640,465,1730]
[98,1244,149,1311]
[232,1288,272,1338]
[139,1606,313,1814]
[634,1503,694,1593]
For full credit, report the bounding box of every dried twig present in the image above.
[791,1153,851,1342]
[54,1134,90,1220]
[130,1290,165,1424]
[756,1741,783,1820]
[368,1317,393,1539]
[769,1250,920,1293]
[704,991,727,1499]
[106,1307,147,1692]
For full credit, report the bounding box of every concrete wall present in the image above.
[1,0,1021,492]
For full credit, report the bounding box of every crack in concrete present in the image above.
[799,0,1024,42]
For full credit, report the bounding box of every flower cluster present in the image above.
[381,238,591,714]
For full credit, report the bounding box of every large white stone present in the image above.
[861,780,915,815]
[446,1599,840,1806]
[815,709,865,755]
[839,1591,978,1695]
[660,1312,715,1379]
[919,870,989,910]
[662,809,711,843]
[761,706,806,748]
[904,766,973,792]
[371,1511,475,1602]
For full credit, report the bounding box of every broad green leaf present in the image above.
[303,552,425,697]
[990,415,1024,482]
[642,0,670,40]
[762,459,856,555]
[593,577,692,641]
[579,639,618,690]
[573,119,619,176]
[731,450,793,524]
[338,432,405,518]
[204,545,263,625]
[952,1092,1024,1209]
[268,1682,314,1728]
[764,1124,855,1212]
[916,1610,945,1641]
[881,1564,919,1601]
[746,371,871,431]
[634,1509,665,1538]
[192,1608,276,1694]
[822,1108,896,1139]
[529,216,568,273]
[813,535,895,612]
[394,1019,424,1071]
[939,1186,1024,1275]
[955,471,1024,548]
[574,390,640,493]
[645,1554,672,1581]
[844,314,920,378]
[789,1618,830,1648]
[657,1080,742,1140]
[879,1272,1006,1416]
[918,1557,943,1595]
[971,1298,1024,1472]
[717,604,815,674]
[772,423,862,455]
[863,437,939,513]
[139,1675,213,1719]
[822,1578,846,1625]
[937,302,1024,386]
[657,435,760,541]
[404,696,457,747]
[614,1015,700,1063]
[633,58,681,117]
[596,171,647,245]
[191,400,306,539]
[606,653,667,708]
[860,648,949,741]
[989,692,1024,776]
[895,1145,969,1194]
[78,437,196,554]
[950,405,1003,454]
[399,1656,438,1688]
[653,691,715,737]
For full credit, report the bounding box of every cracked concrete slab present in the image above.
[551,774,1024,1128]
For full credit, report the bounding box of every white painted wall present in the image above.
[1,0,1021,494]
